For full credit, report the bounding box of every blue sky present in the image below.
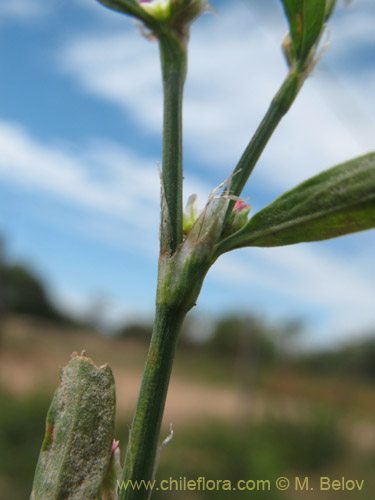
[0,0,374,347]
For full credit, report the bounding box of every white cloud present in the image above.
[61,31,163,128]
[0,120,211,254]
[211,242,375,346]
[0,0,48,20]
[59,0,374,195]
[60,3,283,166]
[0,122,157,223]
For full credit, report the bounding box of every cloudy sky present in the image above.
[0,0,374,347]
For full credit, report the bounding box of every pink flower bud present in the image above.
[111,439,119,455]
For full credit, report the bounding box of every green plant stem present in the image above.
[119,304,186,500]
[159,34,187,254]
[225,70,302,219]
[119,34,188,500]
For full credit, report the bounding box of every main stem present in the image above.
[120,305,186,500]
[119,35,187,500]
[160,34,187,254]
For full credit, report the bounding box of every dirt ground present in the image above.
[1,316,374,452]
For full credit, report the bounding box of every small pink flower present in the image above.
[234,200,250,211]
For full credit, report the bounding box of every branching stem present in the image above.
[224,71,302,220]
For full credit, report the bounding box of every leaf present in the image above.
[216,152,375,252]
[325,0,337,22]
[280,0,326,63]
[31,352,116,500]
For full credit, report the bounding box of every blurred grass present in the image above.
[0,317,374,499]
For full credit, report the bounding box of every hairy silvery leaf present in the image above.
[31,352,116,500]
[216,152,375,253]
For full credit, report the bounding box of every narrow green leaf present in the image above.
[216,152,375,252]
[280,0,326,63]
[31,352,116,500]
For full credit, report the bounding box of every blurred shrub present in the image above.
[0,391,50,500]
[149,411,345,500]
[254,412,345,472]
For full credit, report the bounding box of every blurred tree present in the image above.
[273,318,304,361]
[208,315,276,366]
[1,262,66,323]
[295,336,375,383]
[208,314,277,418]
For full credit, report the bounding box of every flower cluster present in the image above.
[139,0,208,39]
[139,0,172,22]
